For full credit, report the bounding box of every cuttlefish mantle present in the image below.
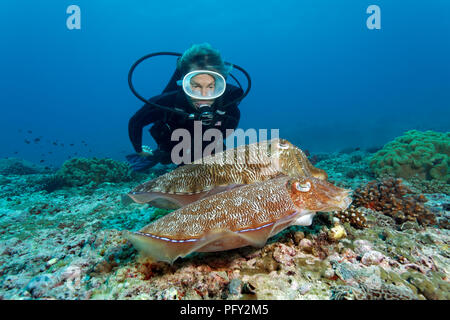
[127,176,352,264]
[127,138,328,209]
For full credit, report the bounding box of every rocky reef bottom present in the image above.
[0,151,449,300]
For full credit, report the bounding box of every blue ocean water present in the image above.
[0,0,449,167]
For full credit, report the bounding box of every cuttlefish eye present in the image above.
[278,142,290,149]
[294,181,311,192]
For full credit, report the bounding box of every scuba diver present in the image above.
[126,43,251,171]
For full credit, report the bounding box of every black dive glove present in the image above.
[125,149,170,172]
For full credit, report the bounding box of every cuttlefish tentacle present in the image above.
[128,138,326,209]
[126,176,352,264]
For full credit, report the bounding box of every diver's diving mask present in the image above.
[179,70,226,100]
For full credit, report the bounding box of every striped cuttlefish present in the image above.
[126,175,352,264]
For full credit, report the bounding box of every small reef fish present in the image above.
[127,176,352,264]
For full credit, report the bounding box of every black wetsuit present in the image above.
[128,71,243,164]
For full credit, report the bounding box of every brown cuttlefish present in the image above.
[126,176,352,264]
[127,138,328,209]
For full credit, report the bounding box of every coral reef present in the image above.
[370,130,450,182]
[331,283,417,300]
[420,193,450,229]
[308,153,331,165]
[407,175,450,195]
[334,206,368,229]
[0,175,11,186]
[36,174,68,193]
[353,178,437,227]
[0,152,449,301]
[0,158,49,175]
[56,157,133,187]
[328,224,347,241]
[309,149,374,191]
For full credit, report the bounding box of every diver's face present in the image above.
[188,73,216,108]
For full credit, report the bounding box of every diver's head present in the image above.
[182,70,226,109]
[177,43,231,109]
[186,72,216,108]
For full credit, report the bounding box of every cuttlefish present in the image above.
[128,138,328,209]
[126,176,352,264]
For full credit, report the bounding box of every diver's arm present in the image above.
[128,103,163,153]
[217,104,240,137]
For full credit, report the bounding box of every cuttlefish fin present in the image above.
[128,184,244,209]
[196,226,275,252]
[126,223,279,265]
[125,230,201,264]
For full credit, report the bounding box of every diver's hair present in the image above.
[177,43,232,77]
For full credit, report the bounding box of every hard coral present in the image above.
[407,175,450,195]
[353,178,436,227]
[57,157,132,187]
[331,283,417,300]
[38,174,68,193]
[370,130,450,182]
[334,205,368,229]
